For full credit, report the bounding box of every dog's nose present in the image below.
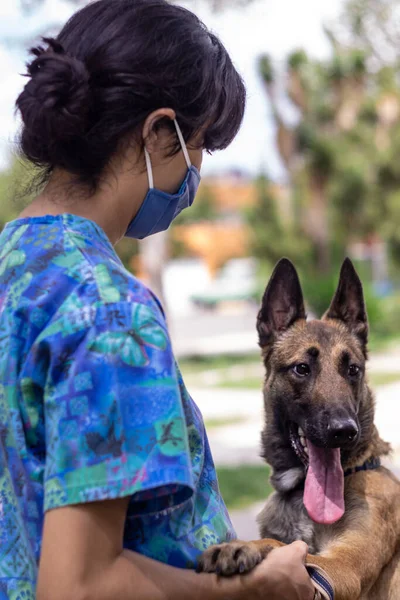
[327,418,359,447]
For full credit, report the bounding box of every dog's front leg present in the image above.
[198,521,396,600]
[305,486,399,600]
[197,538,284,575]
[302,525,397,600]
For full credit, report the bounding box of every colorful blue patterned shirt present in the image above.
[0,214,235,599]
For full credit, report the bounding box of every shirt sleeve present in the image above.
[36,301,194,515]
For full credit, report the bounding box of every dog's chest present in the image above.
[258,490,337,555]
[258,490,316,551]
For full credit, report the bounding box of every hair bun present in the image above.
[17,37,91,158]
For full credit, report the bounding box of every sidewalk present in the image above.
[368,348,400,373]
[170,307,259,359]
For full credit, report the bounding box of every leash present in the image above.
[344,456,381,477]
[307,564,334,600]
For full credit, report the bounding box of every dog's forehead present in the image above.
[274,319,365,363]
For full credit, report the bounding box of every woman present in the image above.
[0,1,314,598]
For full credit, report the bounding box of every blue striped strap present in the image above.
[307,564,335,600]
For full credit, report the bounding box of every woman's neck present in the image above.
[18,164,148,245]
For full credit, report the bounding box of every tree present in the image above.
[173,183,218,226]
[256,29,400,284]
[245,174,307,267]
[337,0,400,67]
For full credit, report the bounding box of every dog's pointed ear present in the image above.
[257,258,306,348]
[323,258,368,347]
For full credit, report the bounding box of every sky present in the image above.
[0,0,345,180]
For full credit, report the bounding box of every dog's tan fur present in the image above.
[198,259,400,600]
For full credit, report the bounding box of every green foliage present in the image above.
[308,136,336,179]
[315,103,336,124]
[359,99,378,124]
[374,293,400,337]
[173,183,218,225]
[328,50,367,82]
[0,158,39,230]
[328,55,348,82]
[287,50,308,71]
[351,49,367,76]
[259,55,274,85]
[330,163,369,242]
[301,272,338,317]
[376,66,397,91]
[245,174,281,265]
[245,174,309,272]
[339,0,400,67]
[115,237,139,272]
[254,4,400,318]
[169,183,219,259]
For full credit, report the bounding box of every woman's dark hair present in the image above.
[16,0,246,192]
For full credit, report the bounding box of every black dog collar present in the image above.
[344,456,381,477]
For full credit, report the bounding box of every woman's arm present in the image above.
[37,497,235,600]
[37,497,314,600]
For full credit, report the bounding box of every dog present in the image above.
[198,258,400,600]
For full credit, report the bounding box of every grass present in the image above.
[181,361,400,391]
[178,353,260,376]
[204,416,248,429]
[215,372,400,390]
[368,372,400,388]
[179,347,400,391]
[216,464,272,510]
[216,376,262,390]
[177,335,400,376]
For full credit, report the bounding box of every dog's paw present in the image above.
[197,541,269,576]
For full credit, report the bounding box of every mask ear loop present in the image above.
[144,147,154,189]
[144,120,189,189]
[174,119,194,208]
[174,119,192,168]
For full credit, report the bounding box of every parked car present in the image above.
[190,258,258,310]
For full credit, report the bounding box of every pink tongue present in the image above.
[304,439,345,525]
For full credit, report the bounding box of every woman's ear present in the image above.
[142,108,176,154]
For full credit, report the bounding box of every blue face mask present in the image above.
[125,119,201,239]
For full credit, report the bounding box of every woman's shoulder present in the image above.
[0,215,166,333]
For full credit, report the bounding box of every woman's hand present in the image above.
[239,541,315,600]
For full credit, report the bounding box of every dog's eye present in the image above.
[293,363,310,377]
[348,364,360,377]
